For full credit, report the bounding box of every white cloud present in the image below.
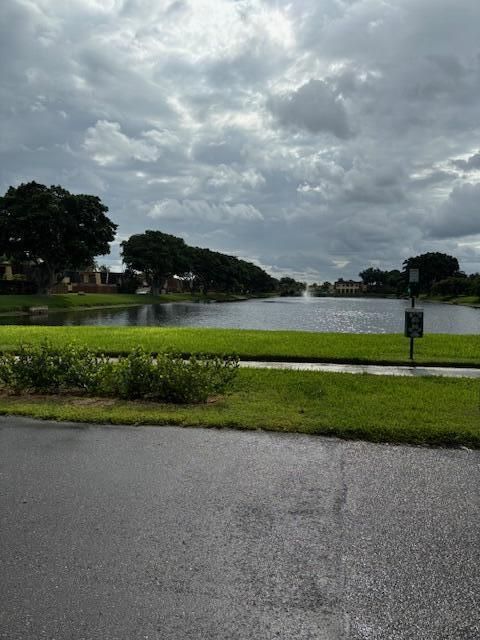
[147,199,264,223]
[83,120,162,165]
[206,166,265,190]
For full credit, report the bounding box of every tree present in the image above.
[186,246,279,295]
[359,267,403,293]
[430,276,470,297]
[278,277,304,296]
[384,269,402,292]
[402,252,460,292]
[468,274,480,297]
[121,230,190,295]
[359,267,387,287]
[188,247,224,293]
[0,181,117,293]
[122,229,280,297]
[117,268,142,294]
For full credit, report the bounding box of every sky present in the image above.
[1,0,480,283]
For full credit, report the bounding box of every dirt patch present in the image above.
[67,396,117,408]
[0,390,221,408]
[0,391,116,407]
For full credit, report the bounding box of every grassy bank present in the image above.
[0,326,478,366]
[423,294,480,308]
[0,368,478,447]
[0,292,280,314]
[0,293,198,313]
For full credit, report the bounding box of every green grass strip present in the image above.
[0,326,478,366]
[0,293,197,312]
[0,369,478,447]
[423,295,480,307]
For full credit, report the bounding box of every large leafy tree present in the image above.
[121,230,190,295]
[187,247,222,293]
[189,247,279,294]
[278,277,305,296]
[359,267,387,287]
[402,252,460,292]
[359,267,403,293]
[0,181,117,293]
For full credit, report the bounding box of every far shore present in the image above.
[421,295,480,309]
[0,302,149,318]
[0,292,271,318]
[0,291,478,319]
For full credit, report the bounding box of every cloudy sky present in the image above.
[2,0,480,282]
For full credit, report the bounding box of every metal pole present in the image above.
[409,293,415,360]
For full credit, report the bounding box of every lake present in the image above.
[2,296,479,334]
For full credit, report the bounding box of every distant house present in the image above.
[0,260,14,281]
[0,261,131,294]
[0,259,38,294]
[333,280,367,295]
[162,277,184,293]
[53,270,123,294]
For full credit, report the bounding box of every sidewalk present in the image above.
[239,360,480,378]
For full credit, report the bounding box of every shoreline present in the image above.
[0,293,265,319]
[0,292,478,320]
[422,296,480,309]
[0,303,148,318]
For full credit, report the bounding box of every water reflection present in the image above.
[0,297,478,334]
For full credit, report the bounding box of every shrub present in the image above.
[104,348,239,403]
[102,348,159,399]
[430,276,470,297]
[468,275,480,297]
[0,279,38,294]
[0,342,239,403]
[117,269,142,294]
[154,351,239,403]
[0,342,111,394]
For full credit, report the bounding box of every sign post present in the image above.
[405,269,423,360]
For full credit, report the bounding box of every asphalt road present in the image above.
[0,418,478,640]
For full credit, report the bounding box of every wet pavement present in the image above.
[240,360,480,378]
[1,418,479,639]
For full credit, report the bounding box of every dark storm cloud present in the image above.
[268,80,352,138]
[1,0,480,280]
[427,183,480,239]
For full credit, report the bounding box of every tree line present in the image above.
[120,230,282,296]
[3,181,476,299]
[0,181,304,296]
[358,252,480,297]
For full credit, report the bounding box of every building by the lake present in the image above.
[333,280,368,295]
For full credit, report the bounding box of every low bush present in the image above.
[0,279,38,294]
[0,342,239,403]
[0,342,110,394]
[103,348,239,403]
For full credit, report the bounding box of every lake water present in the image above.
[2,296,479,334]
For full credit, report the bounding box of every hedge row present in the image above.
[0,342,239,404]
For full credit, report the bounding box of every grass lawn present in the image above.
[0,368,478,447]
[0,326,478,366]
[0,292,199,312]
[423,294,480,307]
[443,295,480,306]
